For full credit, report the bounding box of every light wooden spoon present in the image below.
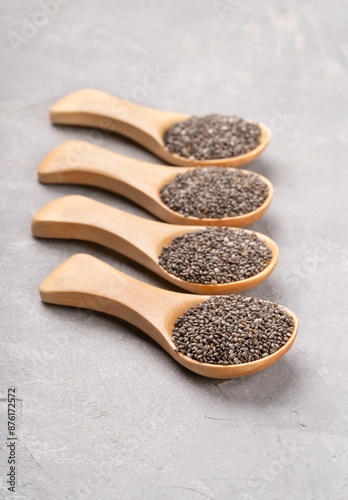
[32,195,279,295]
[38,140,273,227]
[40,253,298,379]
[50,89,272,167]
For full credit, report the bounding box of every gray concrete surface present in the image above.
[1,1,348,499]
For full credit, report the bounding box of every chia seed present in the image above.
[172,295,294,365]
[158,227,272,284]
[163,114,261,160]
[160,167,269,219]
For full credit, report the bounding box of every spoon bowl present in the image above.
[40,253,298,378]
[32,195,279,295]
[38,140,273,227]
[50,89,272,167]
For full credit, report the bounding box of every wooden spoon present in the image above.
[50,89,272,167]
[40,253,298,379]
[32,195,279,295]
[38,140,273,227]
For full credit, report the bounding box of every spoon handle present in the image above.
[40,253,186,348]
[50,89,187,155]
[32,195,177,267]
[38,140,181,220]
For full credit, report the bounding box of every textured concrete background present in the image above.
[1,1,348,499]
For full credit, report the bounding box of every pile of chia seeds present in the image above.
[172,295,294,365]
[163,114,261,160]
[158,227,272,284]
[160,167,269,219]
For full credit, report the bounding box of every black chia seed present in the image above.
[158,227,272,284]
[163,114,261,160]
[160,167,269,219]
[172,295,294,365]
